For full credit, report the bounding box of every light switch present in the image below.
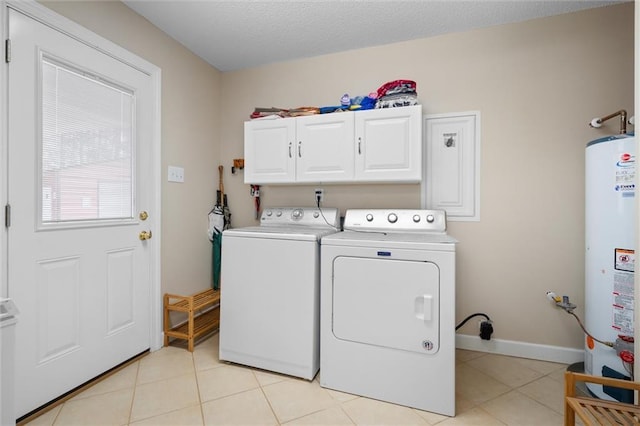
[168,166,184,183]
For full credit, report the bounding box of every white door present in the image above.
[244,118,296,184]
[296,113,354,182]
[354,105,422,182]
[8,9,156,417]
[332,256,440,354]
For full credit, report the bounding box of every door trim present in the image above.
[1,0,163,350]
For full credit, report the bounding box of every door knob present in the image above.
[139,230,152,240]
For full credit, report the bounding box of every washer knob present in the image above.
[413,214,421,223]
[388,213,398,223]
[426,214,435,223]
[313,212,319,218]
[266,210,273,217]
[276,211,282,217]
[366,214,374,222]
[292,209,303,220]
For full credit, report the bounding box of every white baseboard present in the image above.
[456,334,584,365]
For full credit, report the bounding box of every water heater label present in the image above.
[614,248,635,273]
[615,153,635,197]
[612,249,634,334]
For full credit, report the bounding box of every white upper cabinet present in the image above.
[244,117,296,183]
[354,105,422,182]
[244,105,422,184]
[295,113,354,182]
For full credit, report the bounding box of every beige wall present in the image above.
[219,3,634,350]
[40,1,222,297]
[42,1,634,351]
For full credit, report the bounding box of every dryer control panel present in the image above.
[343,209,446,233]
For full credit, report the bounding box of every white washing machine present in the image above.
[320,209,457,416]
[219,207,340,380]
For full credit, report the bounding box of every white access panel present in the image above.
[423,111,480,221]
[333,257,440,354]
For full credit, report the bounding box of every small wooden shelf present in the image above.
[163,288,220,351]
[565,371,640,425]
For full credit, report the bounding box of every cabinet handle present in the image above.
[288,142,292,158]
[298,141,302,158]
[358,137,362,155]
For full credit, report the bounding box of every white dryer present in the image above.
[219,207,340,380]
[320,209,456,416]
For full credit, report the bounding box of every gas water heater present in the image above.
[585,132,635,401]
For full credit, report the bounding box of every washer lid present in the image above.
[223,225,339,241]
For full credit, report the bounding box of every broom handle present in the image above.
[218,165,224,198]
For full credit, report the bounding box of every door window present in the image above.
[40,55,135,227]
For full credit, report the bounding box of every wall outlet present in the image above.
[314,188,324,202]
[168,166,184,183]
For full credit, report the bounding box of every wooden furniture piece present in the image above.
[163,288,220,352]
[565,371,640,425]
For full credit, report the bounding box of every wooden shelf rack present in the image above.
[163,288,220,352]
[564,371,640,425]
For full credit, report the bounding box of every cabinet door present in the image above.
[295,113,354,182]
[354,105,422,182]
[244,118,296,184]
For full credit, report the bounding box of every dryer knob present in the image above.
[366,214,374,222]
[426,214,435,223]
[276,211,282,217]
[313,212,319,218]
[413,214,421,223]
[388,213,398,223]
[266,210,273,217]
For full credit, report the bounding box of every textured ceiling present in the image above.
[123,0,626,72]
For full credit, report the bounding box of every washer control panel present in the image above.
[261,207,339,228]
[343,209,446,232]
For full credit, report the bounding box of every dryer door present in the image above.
[332,256,440,354]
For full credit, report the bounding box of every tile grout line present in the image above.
[127,360,141,425]
[253,371,283,425]
[191,350,207,425]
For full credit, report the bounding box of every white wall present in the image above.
[219,3,634,352]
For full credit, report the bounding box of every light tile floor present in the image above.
[24,333,571,425]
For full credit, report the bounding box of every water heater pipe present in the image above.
[589,109,628,134]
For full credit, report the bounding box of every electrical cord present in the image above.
[456,313,494,340]
[315,195,340,231]
[455,313,491,330]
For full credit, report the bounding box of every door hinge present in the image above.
[5,204,10,228]
[5,39,10,63]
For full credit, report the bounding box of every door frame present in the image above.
[0,0,163,351]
